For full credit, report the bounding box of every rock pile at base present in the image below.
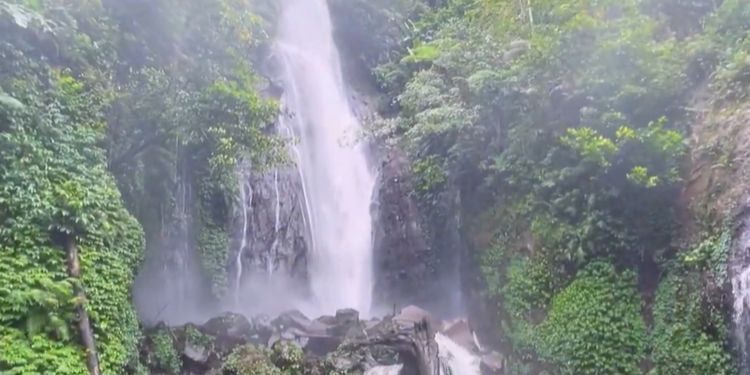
[139,306,453,375]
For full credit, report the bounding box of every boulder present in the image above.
[272,309,312,331]
[441,319,477,352]
[335,308,360,325]
[480,351,505,375]
[141,306,446,375]
[183,341,210,365]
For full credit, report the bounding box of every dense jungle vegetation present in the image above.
[337,0,750,373]
[1,0,749,373]
[0,0,279,372]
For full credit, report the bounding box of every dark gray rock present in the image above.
[183,341,210,364]
[272,309,312,331]
[230,163,310,297]
[202,313,258,349]
[336,308,360,324]
[372,150,436,311]
[141,306,445,375]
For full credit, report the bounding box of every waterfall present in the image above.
[269,170,281,277]
[435,333,481,375]
[234,164,253,304]
[733,209,750,374]
[276,0,376,314]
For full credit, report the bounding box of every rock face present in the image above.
[731,202,750,374]
[141,306,447,375]
[371,150,437,312]
[230,165,310,296]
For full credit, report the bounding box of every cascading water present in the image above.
[364,365,403,375]
[435,332,481,375]
[275,0,376,314]
[234,163,253,305]
[269,170,281,276]
[732,208,750,374]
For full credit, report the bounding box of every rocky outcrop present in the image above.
[140,306,449,375]
[372,150,436,312]
[232,165,310,284]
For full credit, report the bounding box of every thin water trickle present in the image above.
[732,214,750,374]
[275,0,376,315]
[235,165,252,305]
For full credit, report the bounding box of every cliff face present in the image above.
[685,95,750,373]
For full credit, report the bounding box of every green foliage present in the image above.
[537,262,646,375]
[680,228,732,284]
[224,344,282,375]
[197,218,231,298]
[0,327,88,375]
[185,325,215,349]
[560,127,617,168]
[649,272,734,375]
[0,10,144,370]
[151,330,181,374]
[402,42,442,63]
[270,341,304,374]
[0,0,279,371]
[366,0,746,369]
[412,155,447,194]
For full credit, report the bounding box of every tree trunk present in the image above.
[65,237,102,375]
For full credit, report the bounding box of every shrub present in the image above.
[649,273,733,375]
[537,262,646,375]
[224,344,282,375]
[152,330,181,374]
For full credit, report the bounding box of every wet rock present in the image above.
[141,306,445,375]
[272,309,311,331]
[336,308,360,324]
[328,308,362,337]
[231,165,310,291]
[480,351,505,375]
[441,319,477,352]
[394,305,437,330]
[372,150,435,311]
[183,341,210,364]
[202,313,258,350]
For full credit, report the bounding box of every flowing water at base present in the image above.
[435,332,481,375]
[365,365,404,375]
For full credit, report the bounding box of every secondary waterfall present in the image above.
[733,208,750,374]
[234,162,252,305]
[276,0,376,314]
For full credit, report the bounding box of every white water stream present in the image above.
[276,0,376,314]
[435,332,482,375]
[234,164,252,305]
[364,365,404,375]
[733,214,750,374]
